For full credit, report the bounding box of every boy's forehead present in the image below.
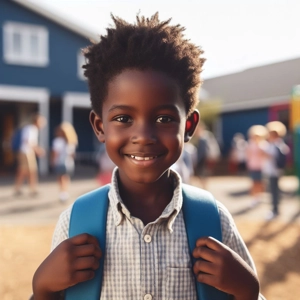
[110,69,180,90]
[107,69,183,103]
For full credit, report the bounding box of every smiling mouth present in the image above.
[128,155,158,161]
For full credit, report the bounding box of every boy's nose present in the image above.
[131,124,157,145]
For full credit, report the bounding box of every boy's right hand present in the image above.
[33,233,102,298]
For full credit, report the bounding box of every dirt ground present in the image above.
[1,220,299,300]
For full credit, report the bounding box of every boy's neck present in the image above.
[117,170,174,225]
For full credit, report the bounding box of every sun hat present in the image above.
[247,125,268,138]
[265,121,287,137]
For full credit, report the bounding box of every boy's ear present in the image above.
[90,110,105,143]
[184,110,200,142]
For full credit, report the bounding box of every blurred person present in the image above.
[14,113,46,196]
[51,122,78,202]
[205,130,221,173]
[229,133,248,174]
[171,142,197,184]
[246,125,267,207]
[96,143,115,186]
[194,122,220,188]
[261,121,290,220]
[194,123,208,188]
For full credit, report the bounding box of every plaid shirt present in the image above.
[52,168,262,299]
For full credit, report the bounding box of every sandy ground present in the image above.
[1,220,299,300]
[1,173,299,299]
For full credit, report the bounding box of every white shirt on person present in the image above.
[52,137,75,168]
[20,124,38,154]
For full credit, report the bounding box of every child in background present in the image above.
[246,125,267,207]
[261,121,290,220]
[51,122,78,202]
[32,14,263,300]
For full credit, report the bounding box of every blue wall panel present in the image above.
[0,0,90,94]
[222,108,269,154]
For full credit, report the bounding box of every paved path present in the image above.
[0,171,299,225]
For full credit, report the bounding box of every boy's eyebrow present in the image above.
[108,105,133,113]
[108,104,181,113]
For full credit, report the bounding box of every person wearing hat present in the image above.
[261,121,290,220]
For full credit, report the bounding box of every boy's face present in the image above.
[90,69,198,185]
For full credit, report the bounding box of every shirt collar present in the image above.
[108,167,183,232]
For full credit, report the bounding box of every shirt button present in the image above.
[144,234,152,243]
[144,294,152,300]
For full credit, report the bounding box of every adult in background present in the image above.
[261,121,290,220]
[229,133,248,175]
[14,114,46,196]
[96,143,115,186]
[194,122,220,189]
[246,125,267,207]
[194,123,209,188]
[51,122,78,202]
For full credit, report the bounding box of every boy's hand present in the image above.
[192,237,259,300]
[33,233,102,298]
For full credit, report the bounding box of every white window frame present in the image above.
[3,21,49,67]
[77,50,86,80]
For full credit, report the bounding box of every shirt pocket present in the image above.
[165,267,196,300]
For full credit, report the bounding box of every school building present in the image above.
[201,57,300,156]
[0,0,98,175]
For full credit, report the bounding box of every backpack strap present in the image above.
[182,184,229,300]
[65,184,110,300]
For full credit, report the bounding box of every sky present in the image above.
[27,0,300,79]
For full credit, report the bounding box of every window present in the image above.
[77,50,86,80]
[3,22,49,67]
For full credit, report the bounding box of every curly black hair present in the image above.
[83,13,205,117]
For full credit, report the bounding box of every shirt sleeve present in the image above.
[218,201,266,300]
[51,205,72,251]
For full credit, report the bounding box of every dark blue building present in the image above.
[0,0,98,174]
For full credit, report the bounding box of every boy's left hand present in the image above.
[192,237,259,300]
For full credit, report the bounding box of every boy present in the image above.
[32,14,263,299]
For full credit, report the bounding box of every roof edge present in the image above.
[204,56,300,81]
[12,0,99,41]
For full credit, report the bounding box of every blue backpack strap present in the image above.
[182,184,229,300]
[65,184,110,300]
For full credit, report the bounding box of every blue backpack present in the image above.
[65,184,229,300]
[11,128,23,152]
[275,144,287,169]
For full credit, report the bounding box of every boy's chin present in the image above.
[119,170,170,185]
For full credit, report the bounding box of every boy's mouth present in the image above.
[128,155,157,161]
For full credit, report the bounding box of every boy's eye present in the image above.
[114,116,132,123]
[156,116,173,123]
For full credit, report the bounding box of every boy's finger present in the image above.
[72,269,95,284]
[71,233,100,247]
[193,259,214,276]
[195,236,223,251]
[75,243,102,258]
[195,272,215,286]
[74,256,100,271]
[192,245,216,261]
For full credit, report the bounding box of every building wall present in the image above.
[0,0,90,94]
